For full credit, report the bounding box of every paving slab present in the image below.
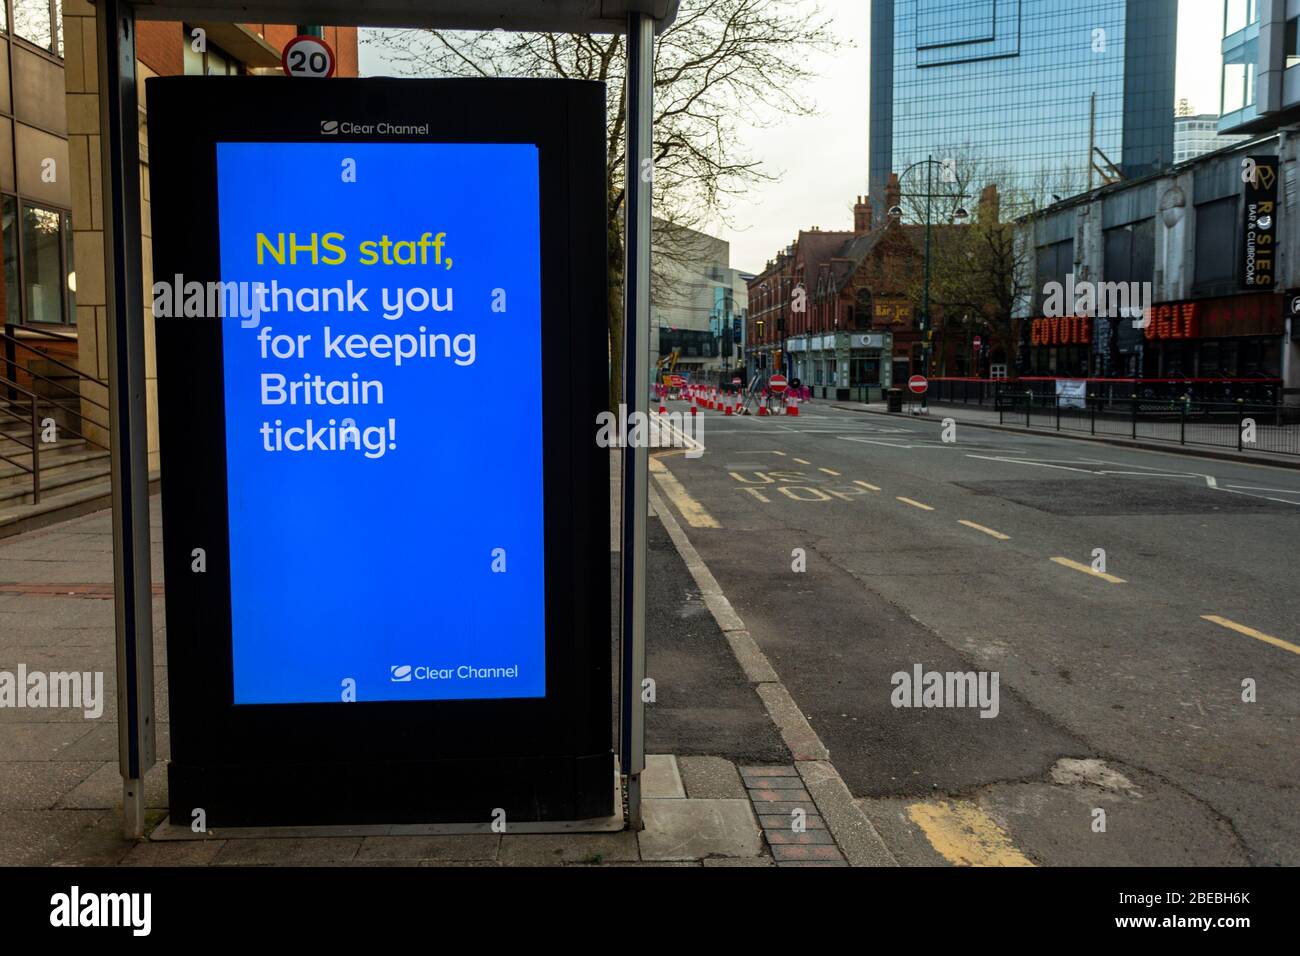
[642,754,686,798]
[498,830,640,866]
[355,834,500,863]
[211,836,363,865]
[637,798,762,861]
[678,755,745,799]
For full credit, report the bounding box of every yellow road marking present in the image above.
[897,497,935,511]
[854,480,882,492]
[779,486,832,502]
[959,520,1009,541]
[740,487,771,503]
[907,801,1035,867]
[1050,557,1126,584]
[729,471,774,485]
[651,463,719,528]
[1202,615,1300,656]
[819,467,842,476]
[793,458,812,465]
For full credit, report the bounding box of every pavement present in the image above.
[647,398,1300,866]
[0,450,880,867]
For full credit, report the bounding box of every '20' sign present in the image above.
[282,36,336,79]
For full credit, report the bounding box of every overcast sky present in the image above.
[360,0,1226,275]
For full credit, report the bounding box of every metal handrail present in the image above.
[1,328,111,413]
[0,387,39,501]
[4,322,78,344]
[0,355,111,419]
[0,377,109,452]
[0,364,111,503]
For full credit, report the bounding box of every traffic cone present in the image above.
[659,403,666,415]
[725,403,733,416]
[758,405,768,417]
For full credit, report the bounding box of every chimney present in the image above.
[885,173,901,218]
[979,184,1000,223]
[854,195,872,234]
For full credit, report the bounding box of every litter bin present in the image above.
[886,388,903,412]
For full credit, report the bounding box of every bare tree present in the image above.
[367,0,841,408]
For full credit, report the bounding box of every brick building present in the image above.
[58,7,358,465]
[747,176,965,399]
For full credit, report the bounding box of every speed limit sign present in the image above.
[282,35,336,78]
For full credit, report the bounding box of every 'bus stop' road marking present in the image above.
[1202,615,1300,656]
[649,457,719,528]
[819,467,842,476]
[959,520,1010,541]
[906,801,1034,867]
[896,497,935,511]
[793,458,812,465]
[1050,556,1126,584]
[854,480,882,492]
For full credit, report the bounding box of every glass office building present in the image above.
[870,0,1178,220]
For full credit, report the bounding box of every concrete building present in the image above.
[1018,129,1296,405]
[1174,111,1248,164]
[651,219,749,384]
[1218,0,1300,134]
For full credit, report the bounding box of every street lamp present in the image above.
[894,156,970,408]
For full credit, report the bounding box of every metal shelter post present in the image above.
[98,0,156,839]
[619,10,654,830]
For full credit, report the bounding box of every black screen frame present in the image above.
[148,76,612,825]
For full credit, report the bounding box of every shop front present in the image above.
[797,331,894,400]
[1023,292,1286,402]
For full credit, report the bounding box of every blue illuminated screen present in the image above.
[215,141,545,704]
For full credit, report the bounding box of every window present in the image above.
[13,0,62,57]
[21,204,68,324]
[0,199,75,326]
[1224,0,1257,36]
[1222,35,1257,114]
[1194,198,1237,290]
[2,197,18,326]
[1287,18,1300,69]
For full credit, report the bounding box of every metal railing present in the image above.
[0,324,111,504]
[991,389,1300,457]
[928,376,1285,406]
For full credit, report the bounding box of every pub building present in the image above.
[1021,132,1295,407]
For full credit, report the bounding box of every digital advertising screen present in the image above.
[213,141,545,705]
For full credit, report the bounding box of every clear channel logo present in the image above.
[390,664,412,682]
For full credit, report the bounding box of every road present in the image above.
[650,399,1300,866]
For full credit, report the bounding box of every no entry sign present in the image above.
[769,374,788,392]
[908,374,929,394]
[282,34,336,78]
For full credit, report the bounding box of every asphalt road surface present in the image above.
[651,399,1300,866]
